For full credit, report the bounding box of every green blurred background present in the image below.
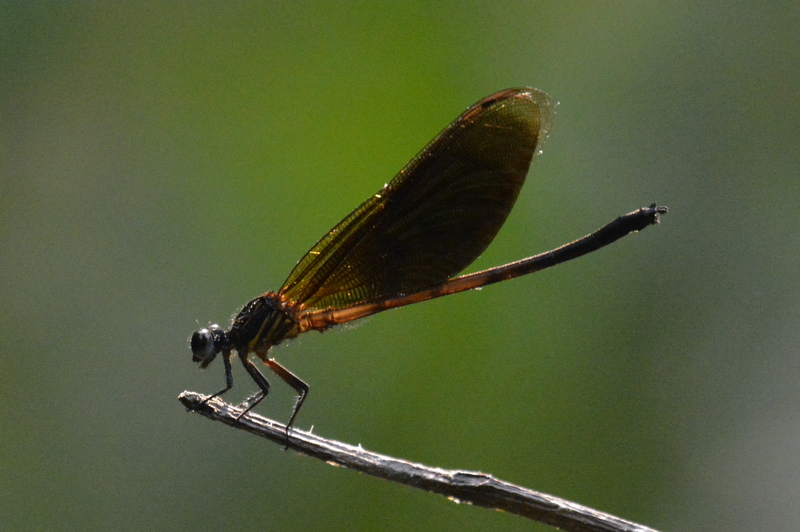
[2,2,798,531]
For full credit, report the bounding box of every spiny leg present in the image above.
[198,351,235,407]
[263,358,309,444]
[235,351,271,421]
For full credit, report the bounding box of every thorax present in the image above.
[229,292,304,357]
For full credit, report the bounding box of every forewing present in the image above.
[279,88,554,310]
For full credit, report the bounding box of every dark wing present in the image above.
[279,88,554,311]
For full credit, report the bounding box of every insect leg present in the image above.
[235,351,271,421]
[198,350,235,407]
[263,359,309,442]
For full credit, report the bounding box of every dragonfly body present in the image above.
[189,87,666,437]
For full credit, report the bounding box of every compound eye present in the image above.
[191,329,215,363]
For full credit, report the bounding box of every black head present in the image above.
[191,324,228,369]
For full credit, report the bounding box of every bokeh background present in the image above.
[2,2,798,531]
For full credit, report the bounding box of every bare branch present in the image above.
[179,391,661,532]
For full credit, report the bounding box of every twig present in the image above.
[179,391,662,532]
